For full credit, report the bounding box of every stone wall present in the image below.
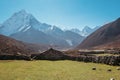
[0,49,119,66]
[0,54,31,60]
[67,55,120,66]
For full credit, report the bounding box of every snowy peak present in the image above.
[70,28,81,34]
[0,10,39,35]
[0,9,64,37]
[11,9,33,22]
[48,26,63,32]
[15,9,27,16]
[70,26,100,37]
[82,26,92,36]
[82,26,92,32]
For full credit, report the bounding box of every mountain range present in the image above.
[70,26,100,37]
[0,9,119,54]
[0,10,86,49]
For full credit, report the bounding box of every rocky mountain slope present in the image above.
[77,18,120,49]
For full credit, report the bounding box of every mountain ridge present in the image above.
[0,10,84,49]
[70,26,100,37]
[76,18,120,49]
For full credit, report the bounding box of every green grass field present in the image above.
[0,60,120,80]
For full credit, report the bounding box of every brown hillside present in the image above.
[0,34,33,55]
[77,18,120,49]
[0,34,49,55]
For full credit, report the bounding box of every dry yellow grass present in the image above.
[0,60,120,80]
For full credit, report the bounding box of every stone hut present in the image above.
[32,48,67,60]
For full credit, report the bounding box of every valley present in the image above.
[0,0,120,80]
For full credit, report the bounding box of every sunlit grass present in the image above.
[0,60,120,80]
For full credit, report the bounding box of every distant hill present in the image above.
[77,18,120,49]
[0,34,49,55]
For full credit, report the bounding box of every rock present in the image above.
[107,69,112,72]
[116,67,120,70]
[92,67,96,70]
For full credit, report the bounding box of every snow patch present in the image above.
[50,26,54,30]
[23,26,31,32]
[66,40,73,46]
[18,25,26,31]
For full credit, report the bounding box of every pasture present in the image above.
[0,60,119,80]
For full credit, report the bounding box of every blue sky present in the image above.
[0,0,120,30]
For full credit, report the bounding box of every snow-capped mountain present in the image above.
[0,10,84,49]
[10,27,69,48]
[70,26,100,37]
[82,26,93,36]
[0,10,33,35]
[0,10,51,36]
[70,28,81,35]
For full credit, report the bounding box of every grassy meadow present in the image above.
[0,60,120,80]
